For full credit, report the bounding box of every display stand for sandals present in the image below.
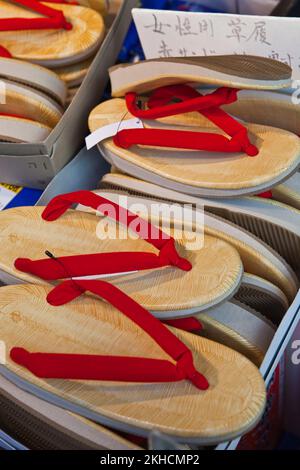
[0,0,138,189]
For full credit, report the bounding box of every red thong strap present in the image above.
[163,317,203,333]
[0,112,34,121]
[37,0,78,3]
[258,191,273,199]
[113,85,258,157]
[0,0,72,32]
[15,190,192,280]
[10,279,209,390]
[0,46,12,58]
[125,86,239,120]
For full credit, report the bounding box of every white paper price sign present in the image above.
[133,8,300,80]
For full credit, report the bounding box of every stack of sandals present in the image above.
[50,0,111,105]
[0,0,107,142]
[0,54,299,449]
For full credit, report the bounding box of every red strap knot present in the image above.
[159,239,192,272]
[52,11,72,30]
[10,347,56,378]
[0,46,12,58]
[14,258,34,274]
[212,87,239,106]
[47,280,86,306]
[113,130,130,149]
[176,350,209,390]
[231,129,259,157]
[10,347,41,374]
[10,347,28,365]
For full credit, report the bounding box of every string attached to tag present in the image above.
[86,117,144,150]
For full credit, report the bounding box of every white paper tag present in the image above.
[86,118,144,150]
[0,184,21,210]
[133,8,300,80]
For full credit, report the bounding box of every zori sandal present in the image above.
[272,173,300,211]
[0,191,244,318]
[91,187,298,304]
[99,172,300,280]
[0,56,67,106]
[88,56,300,197]
[0,115,51,142]
[0,0,105,67]
[0,374,140,450]
[0,282,266,444]
[0,79,63,128]
[196,300,276,367]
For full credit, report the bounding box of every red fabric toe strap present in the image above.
[113,84,258,157]
[163,317,203,333]
[147,85,238,110]
[125,86,239,120]
[0,46,12,58]
[10,279,209,390]
[0,0,72,32]
[15,240,191,280]
[41,191,172,253]
[15,190,191,281]
[0,112,34,121]
[114,127,257,155]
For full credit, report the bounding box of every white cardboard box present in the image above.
[0,0,138,189]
